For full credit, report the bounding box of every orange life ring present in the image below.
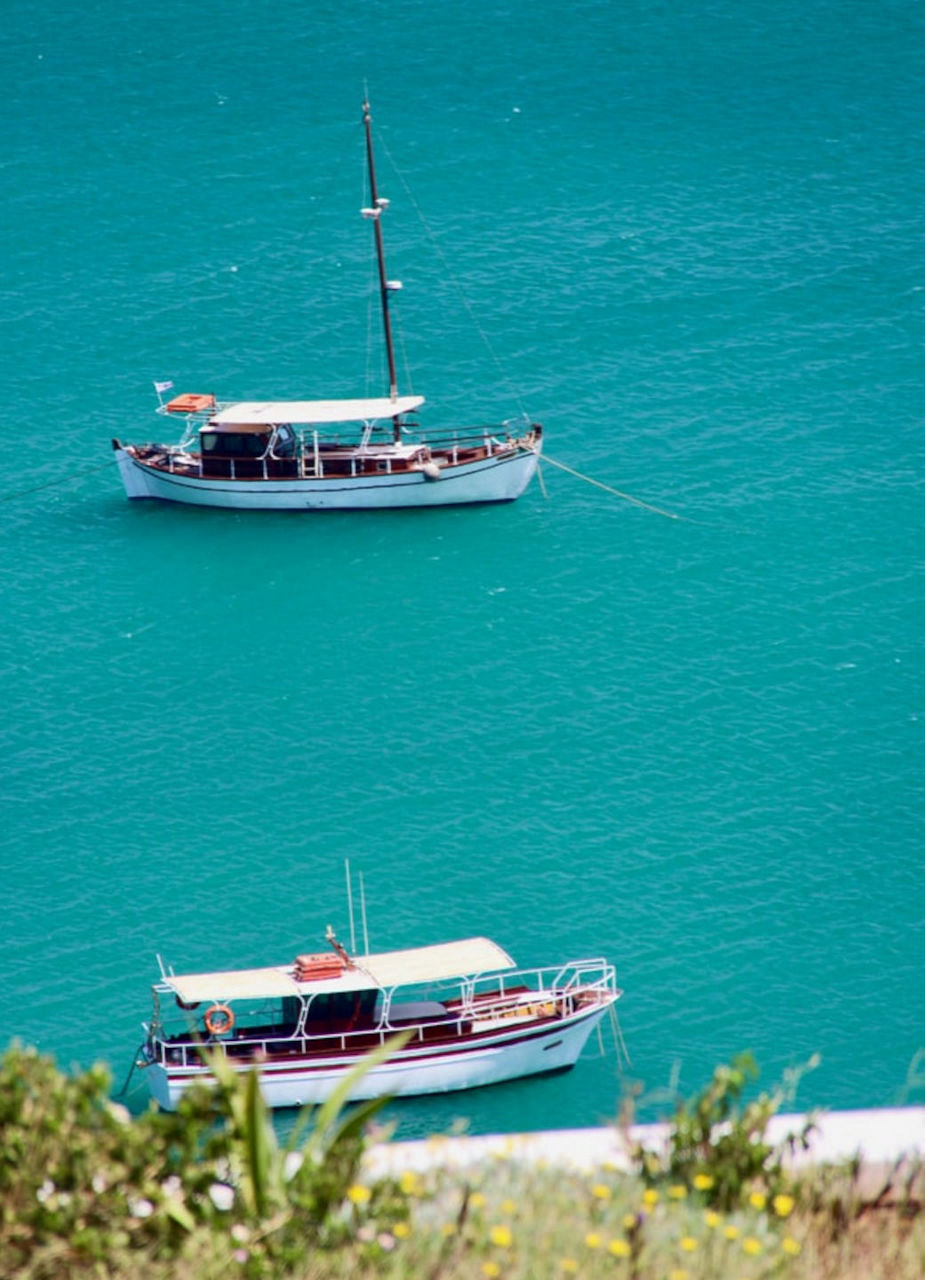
[204,1004,235,1036]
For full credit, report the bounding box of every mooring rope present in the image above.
[0,457,118,503]
[532,449,690,522]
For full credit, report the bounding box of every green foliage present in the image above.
[638,1051,819,1212]
[0,1035,406,1278]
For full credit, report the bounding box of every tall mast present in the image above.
[361,98,401,440]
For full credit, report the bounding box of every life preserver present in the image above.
[204,1004,235,1036]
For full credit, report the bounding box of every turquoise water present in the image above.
[2,0,922,1139]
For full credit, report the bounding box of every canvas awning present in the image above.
[208,396,425,426]
[159,936,515,1006]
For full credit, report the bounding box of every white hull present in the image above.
[114,445,539,510]
[147,1003,609,1112]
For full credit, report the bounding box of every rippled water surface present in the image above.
[1,0,922,1137]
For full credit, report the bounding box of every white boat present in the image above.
[140,933,620,1111]
[112,99,542,511]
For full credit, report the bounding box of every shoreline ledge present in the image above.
[365,1107,925,1177]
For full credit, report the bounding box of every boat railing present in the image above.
[150,959,617,1070]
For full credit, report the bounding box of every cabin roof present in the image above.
[208,396,425,427]
[158,936,515,1005]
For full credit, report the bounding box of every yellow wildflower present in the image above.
[347,1185,371,1206]
[692,1173,714,1192]
[781,1236,801,1256]
[772,1193,795,1218]
[668,1184,688,1200]
[623,1213,638,1230]
[481,1264,501,1279]
[748,1191,767,1211]
[501,1198,517,1215]
[560,1261,579,1275]
[669,1271,689,1280]
[585,1232,603,1249]
[393,1222,410,1239]
[399,1171,421,1196]
[441,1223,456,1238]
[470,1192,487,1209]
[743,1236,763,1256]
[680,1236,698,1252]
[489,1225,513,1249]
[642,1188,659,1208]
[608,1239,631,1257]
[704,1210,721,1229]
[592,1183,612,1201]
[723,1224,740,1240]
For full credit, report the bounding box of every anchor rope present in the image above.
[532,449,690,522]
[0,457,118,503]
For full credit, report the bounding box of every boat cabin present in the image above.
[198,421,299,478]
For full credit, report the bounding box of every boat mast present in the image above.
[361,97,401,441]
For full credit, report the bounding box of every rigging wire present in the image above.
[373,127,530,420]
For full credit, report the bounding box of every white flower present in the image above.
[284,1151,304,1181]
[128,1197,154,1219]
[231,1223,250,1243]
[160,1175,181,1197]
[107,1102,131,1126]
[209,1182,235,1212]
[91,1174,107,1195]
[36,1180,55,1205]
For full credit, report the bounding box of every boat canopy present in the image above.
[209,396,425,426]
[160,936,515,1006]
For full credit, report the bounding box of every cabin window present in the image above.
[274,425,296,457]
[200,432,268,458]
[305,990,378,1029]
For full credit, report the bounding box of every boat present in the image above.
[112,99,542,511]
[139,930,621,1110]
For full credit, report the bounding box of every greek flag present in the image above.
[153,379,174,394]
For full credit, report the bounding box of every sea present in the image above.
[1,0,922,1142]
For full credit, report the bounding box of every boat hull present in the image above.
[146,1002,610,1111]
[114,444,539,510]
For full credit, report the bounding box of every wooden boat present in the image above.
[112,99,542,511]
[140,932,620,1111]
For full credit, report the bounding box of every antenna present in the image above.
[359,871,370,956]
[345,859,357,954]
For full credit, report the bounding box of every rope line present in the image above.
[374,128,529,420]
[1,457,118,503]
[533,450,689,521]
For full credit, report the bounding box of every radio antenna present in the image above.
[359,871,370,955]
[345,859,357,954]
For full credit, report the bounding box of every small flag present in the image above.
[154,379,174,394]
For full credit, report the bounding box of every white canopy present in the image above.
[160,936,515,1006]
[209,396,425,426]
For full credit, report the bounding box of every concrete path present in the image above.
[366,1107,925,1177]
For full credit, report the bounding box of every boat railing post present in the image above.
[313,430,320,477]
[230,458,236,481]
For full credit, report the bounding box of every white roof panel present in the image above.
[209,396,425,426]
[160,937,515,1006]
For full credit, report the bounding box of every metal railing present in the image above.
[150,959,617,1071]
